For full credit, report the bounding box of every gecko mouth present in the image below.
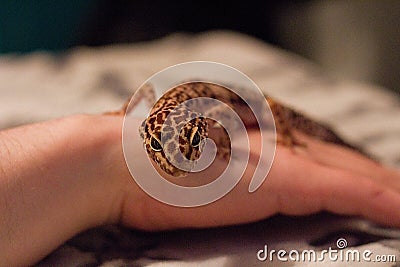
[159,157,194,177]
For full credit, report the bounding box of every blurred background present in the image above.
[1,0,399,93]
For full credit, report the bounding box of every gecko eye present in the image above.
[191,131,201,147]
[150,137,162,151]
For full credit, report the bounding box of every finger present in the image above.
[269,147,400,227]
[318,168,400,227]
[292,132,400,191]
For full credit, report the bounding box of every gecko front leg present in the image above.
[104,83,157,116]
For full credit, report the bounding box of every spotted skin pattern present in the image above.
[108,81,364,177]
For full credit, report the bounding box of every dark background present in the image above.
[1,1,399,93]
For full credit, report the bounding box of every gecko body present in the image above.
[109,81,364,177]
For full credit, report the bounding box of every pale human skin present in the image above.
[1,114,400,266]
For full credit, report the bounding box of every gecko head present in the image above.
[139,106,208,177]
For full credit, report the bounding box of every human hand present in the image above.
[2,114,399,266]
[116,119,400,231]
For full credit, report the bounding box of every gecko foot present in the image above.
[277,131,307,149]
